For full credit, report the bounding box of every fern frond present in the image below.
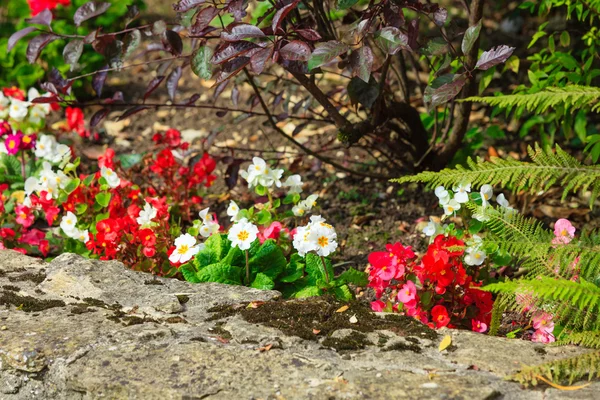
[484,278,600,333]
[464,85,600,114]
[557,331,600,349]
[393,144,600,208]
[512,349,600,386]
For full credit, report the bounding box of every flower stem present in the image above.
[245,249,250,285]
[320,255,330,283]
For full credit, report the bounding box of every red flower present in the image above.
[19,229,45,246]
[39,240,49,257]
[15,205,34,228]
[2,87,25,100]
[98,148,115,169]
[27,0,70,16]
[431,305,450,328]
[142,247,156,257]
[150,149,176,174]
[164,128,181,147]
[137,228,156,247]
[66,107,87,137]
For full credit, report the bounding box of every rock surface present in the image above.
[0,250,597,399]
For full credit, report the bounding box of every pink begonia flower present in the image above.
[15,205,34,228]
[371,300,385,312]
[531,330,555,343]
[397,280,417,304]
[532,311,554,334]
[471,319,488,333]
[19,229,45,246]
[374,263,398,281]
[257,221,289,244]
[553,218,576,244]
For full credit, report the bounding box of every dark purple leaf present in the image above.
[105,40,124,69]
[26,34,58,63]
[349,46,373,83]
[185,93,200,105]
[173,0,205,12]
[250,47,273,74]
[212,41,259,64]
[126,5,140,25]
[272,0,300,34]
[144,76,165,101]
[163,30,183,55]
[279,40,311,61]
[74,2,111,27]
[462,20,482,55]
[272,92,283,107]
[280,59,308,74]
[216,110,228,117]
[221,24,266,41]
[423,74,466,108]
[475,45,516,70]
[433,8,448,26]
[40,82,58,95]
[307,40,349,70]
[26,9,53,27]
[231,85,239,106]
[91,35,116,54]
[31,95,59,104]
[90,108,110,127]
[225,161,242,189]
[347,77,379,109]
[84,29,99,44]
[375,27,408,55]
[213,81,229,101]
[292,122,308,136]
[63,40,84,67]
[8,27,37,53]
[167,66,182,101]
[383,3,404,28]
[156,59,174,75]
[214,57,250,85]
[227,0,247,21]
[295,29,322,41]
[191,6,219,35]
[408,20,419,50]
[92,67,108,97]
[111,91,124,102]
[117,106,150,121]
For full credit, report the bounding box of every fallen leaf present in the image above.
[534,374,592,391]
[336,305,349,313]
[438,335,452,351]
[217,336,229,344]
[258,343,273,352]
[488,146,499,158]
[312,329,321,334]
[247,301,265,309]
[349,314,358,324]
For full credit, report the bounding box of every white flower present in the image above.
[227,200,241,222]
[136,202,158,226]
[465,248,486,266]
[443,199,461,216]
[307,223,338,257]
[240,157,268,188]
[49,143,71,164]
[27,88,40,102]
[199,207,213,223]
[423,217,443,237]
[24,177,39,196]
[453,183,471,203]
[34,135,56,159]
[261,166,284,188]
[74,229,90,243]
[100,167,120,188]
[292,225,314,257]
[496,193,516,216]
[28,104,47,125]
[199,221,220,238]
[480,184,493,208]
[0,93,9,118]
[466,235,483,251]
[169,233,201,264]
[283,174,303,194]
[293,194,318,216]
[228,218,258,250]
[60,212,78,236]
[8,99,29,121]
[0,142,7,154]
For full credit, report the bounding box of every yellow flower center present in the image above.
[317,236,329,247]
[66,219,72,224]
[475,253,481,259]
[237,230,249,241]
[561,229,568,236]
[484,194,489,200]
[8,140,16,149]
[447,206,454,212]
[297,208,305,215]
[177,245,189,255]
[19,212,26,219]
[23,136,31,143]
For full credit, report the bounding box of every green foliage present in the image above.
[465,85,600,114]
[182,234,366,301]
[394,144,600,208]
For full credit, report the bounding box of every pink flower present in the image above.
[4,133,22,155]
[531,311,554,334]
[471,319,487,333]
[374,262,398,281]
[371,300,385,312]
[531,330,555,343]
[19,229,45,246]
[397,280,417,304]
[553,219,576,244]
[258,221,286,244]
[15,205,34,228]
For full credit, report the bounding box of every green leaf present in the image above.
[118,153,143,169]
[195,234,232,269]
[251,272,275,290]
[63,178,80,194]
[180,263,200,283]
[75,203,88,215]
[337,0,358,10]
[196,262,243,285]
[255,185,267,196]
[347,76,379,109]
[305,253,334,286]
[256,209,272,225]
[308,40,349,70]
[191,46,213,80]
[283,193,301,204]
[337,268,368,286]
[469,219,484,234]
[560,31,571,47]
[375,27,408,55]
[1,154,21,177]
[83,174,95,186]
[462,19,482,55]
[95,192,111,207]
[280,253,305,283]
[248,239,286,279]
[333,284,353,301]
[294,286,321,298]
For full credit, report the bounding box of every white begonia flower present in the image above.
[27,88,40,102]
[0,93,9,118]
[228,218,259,251]
[443,199,461,216]
[308,223,338,257]
[169,233,202,264]
[34,135,56,159]
[496,193,516,216]
[136,202,158,226]
[8,99,29,122]
[240,157,268,188]
[24,177,39,196]
[227,200,241,222]
[480,184,493,207]
[423,217,443,237]
[74,229,90,243]
[199,220,220,238]
[0,142,7,154]
[198,207,213,223]
[60,211,78,236]
[283,174,303,194]
[465,248,486,266]
[466,235,483,251]
[453,183,471,203]
[28,104,47,125]
[49,143,71,165]
[100,167,120,188]
[434,186,451,205]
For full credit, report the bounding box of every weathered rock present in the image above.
[0,250,597,399]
